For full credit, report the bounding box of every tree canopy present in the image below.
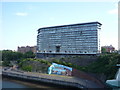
[2,50,35,66]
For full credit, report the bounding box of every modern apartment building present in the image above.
[37,22,102,58]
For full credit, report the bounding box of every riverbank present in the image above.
[2,68,107,89]
[3,77,72,89]
[2,71,84,89]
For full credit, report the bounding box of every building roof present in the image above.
[38,21,102,31]
[101,45,115,48]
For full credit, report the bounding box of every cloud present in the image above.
[15,12,28,16]
[108,8,118,15]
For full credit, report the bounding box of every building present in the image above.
[18,46,37,53]
[101,45,115,53]
[37,22,102,58]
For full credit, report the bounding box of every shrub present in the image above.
[21,65,32,72]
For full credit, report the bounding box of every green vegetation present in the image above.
[23,51,35,58]
[2,50,35,66]
[21,65,32,72]
[101,47,107,53]
[52,59,72,67]
[1,50,120,80]
[49,53,120,80]
[2,50,23,61]
[84,54,120,79]
[18,58,51,72]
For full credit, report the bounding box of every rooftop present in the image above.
[38,21,102,31]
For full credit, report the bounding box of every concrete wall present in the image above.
[36,53,96,59]
[2,71,84,89]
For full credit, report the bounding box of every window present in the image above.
[80,31,82,35]
[56,46,60,52]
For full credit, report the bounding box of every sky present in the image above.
[0,1,119,51]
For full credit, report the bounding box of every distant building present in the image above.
[37,22,102,58]
[18,46,37,53]
[101,45,115,53]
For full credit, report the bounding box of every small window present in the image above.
[80,31,82,35]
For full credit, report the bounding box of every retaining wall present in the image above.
[2,71,84,89]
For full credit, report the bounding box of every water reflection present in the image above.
[2,77,76,89]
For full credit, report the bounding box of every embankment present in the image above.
[2,70,105,89]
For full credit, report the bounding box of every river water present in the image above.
[2,77,64,89]
[2,77,76,90]
[1,67,119,90]
[2,77,120,90]
[2,78,30,88]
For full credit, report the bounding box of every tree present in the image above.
[2,50,24,61]
[101,47,107,53]
[2,50,24,66]
[23,51,35,58]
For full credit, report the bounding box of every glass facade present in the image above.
[37,22,102,54]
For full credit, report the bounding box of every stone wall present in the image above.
[72,69,106,88]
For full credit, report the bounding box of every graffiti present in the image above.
[48,63,72,76]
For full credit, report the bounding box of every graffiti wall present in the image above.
[48,63,72,76]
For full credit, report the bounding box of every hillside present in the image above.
[17,53,120,81]
[2,50,120,81]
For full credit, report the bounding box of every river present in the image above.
[1,67,120,90]
[2,78,31,88]
[2,77,75,89]
[1,67,78,89]
[2,77,120,90]
[2,78,62,89]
